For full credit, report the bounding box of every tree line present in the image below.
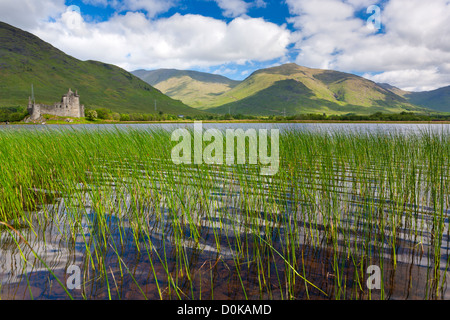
[1,106,450,123]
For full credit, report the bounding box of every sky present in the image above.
[1,0,450,91]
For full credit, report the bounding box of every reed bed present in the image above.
[0,126,449,300]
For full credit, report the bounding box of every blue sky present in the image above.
[65,0,293,27]
[1,0,450,91]
[61,0,300,79]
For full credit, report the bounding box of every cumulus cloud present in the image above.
[286,0,450,91]
[2,0,449,91]
[30,9,290,71]
[364,69,450,92]
[0,0,66,29]
[81,0,178,17]
[111,0,178,17]
[214,0,250,17]
[213,0,267,18]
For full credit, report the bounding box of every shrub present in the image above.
[86,110,98,121]
[96,108,112,120]
[112,112,121,121]
[120,114,130,121]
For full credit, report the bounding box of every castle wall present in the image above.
[38,103,83,118]
[28,89,85,120]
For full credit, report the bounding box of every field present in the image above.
[0,126,449,300]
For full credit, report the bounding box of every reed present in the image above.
[0,125,448,300]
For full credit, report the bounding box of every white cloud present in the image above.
[212,66,238,76]
[30,10,291,71]
[0,0,66,29]
[213,0,267,18]
[3,0,449,91]
[364,69,450,92]
[213,0,250,17]
[111,0,178,17]
[383,0,450,52]
[80,0,178,17]
[81,0,109,6]
[286,0,450,91]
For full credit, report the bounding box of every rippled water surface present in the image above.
[0,123,449,300]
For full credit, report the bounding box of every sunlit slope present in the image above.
[132,69,240,109]
[207,63,426,116]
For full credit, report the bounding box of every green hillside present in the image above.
[0,22,203,116]
[132,69,240,87]
[405,86,450,112]
[379,82,450,113]
[377,83,409,97]
[208,79,367,115]
[207,63,426,116]
[132,69,240,109]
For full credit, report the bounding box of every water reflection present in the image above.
[0,168,449,300]
[1,123,449,300]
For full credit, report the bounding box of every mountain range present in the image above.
[132,69,240,109]
[134,64,449,115]
[404,86,450,113]
[1,20,449,117]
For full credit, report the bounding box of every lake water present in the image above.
[1,122,449,300]
[2,122,450,134]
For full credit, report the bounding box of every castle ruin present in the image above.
[28,89,85,120]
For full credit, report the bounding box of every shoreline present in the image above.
[3,120,450,126]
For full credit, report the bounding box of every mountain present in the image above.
[206,63,427,116]
[132,69,240,109]
[377,83,409,97]
[0,22,203,116]
[404,86,450,113]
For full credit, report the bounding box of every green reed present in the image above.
[0,126,449,300]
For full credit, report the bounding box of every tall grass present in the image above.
[0,126,448,300]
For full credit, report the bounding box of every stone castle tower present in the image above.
[28,89,85,120]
